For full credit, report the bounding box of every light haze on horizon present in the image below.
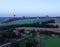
[0,0,60,17]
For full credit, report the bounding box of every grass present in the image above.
[0,18,53,27]
[0,17,58,27]
[41,35,60,47]
[0,19,37,27]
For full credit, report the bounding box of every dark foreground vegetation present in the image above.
[0,27,60,46]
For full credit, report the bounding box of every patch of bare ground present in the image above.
[18,27,60,33]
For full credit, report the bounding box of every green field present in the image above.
[0,19,38,27]
[0,18,53,27]
[40,35,60,47]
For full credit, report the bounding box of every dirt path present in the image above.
[18,27,60,33]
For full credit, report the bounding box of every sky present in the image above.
[0,0,60,17]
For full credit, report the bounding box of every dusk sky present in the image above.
[0,0,60,17]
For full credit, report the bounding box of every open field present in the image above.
[0,19,37,26]
[40,35,60,47]
[0,18,58,26]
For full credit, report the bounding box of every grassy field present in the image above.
[0,18,52,27]
[0,17,59,27]
[0,19,37,27]
[41,35,60,47]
